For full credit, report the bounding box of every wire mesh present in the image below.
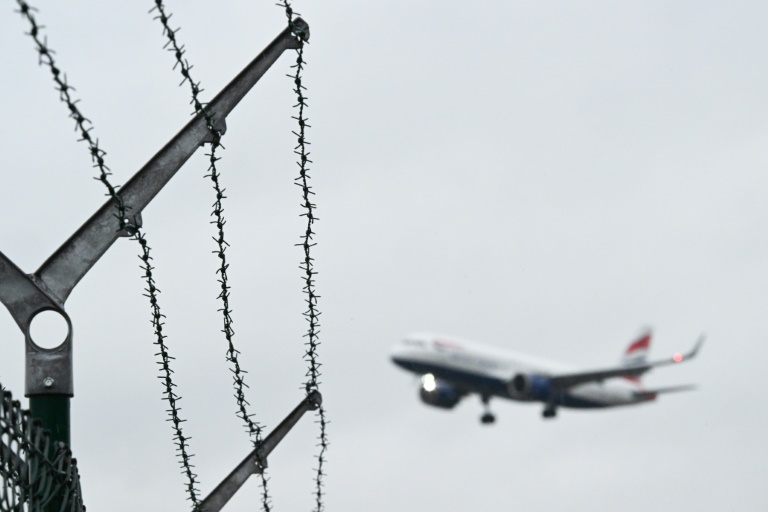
[0,385,85,512]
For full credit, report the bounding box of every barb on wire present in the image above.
[278,2,329,511]
[148,2,272,510]
[1,383,85,512]
[15,1,201,506]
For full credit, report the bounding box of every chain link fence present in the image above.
[1,384,85,512]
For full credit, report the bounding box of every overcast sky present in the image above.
[1,1,767,511]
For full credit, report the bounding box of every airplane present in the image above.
[390,331,703,424]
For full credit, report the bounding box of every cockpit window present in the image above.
[403,339,427,347]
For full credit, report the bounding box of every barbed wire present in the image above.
[14,1,201,506]
[1,384,85,512]
[137,233,201,507]
[147,2,273,510]
[13,0,134,233]
[278,3,329,511]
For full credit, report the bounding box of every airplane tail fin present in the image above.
[621,331,651,367]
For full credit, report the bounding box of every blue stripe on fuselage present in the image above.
[392,356,608,409]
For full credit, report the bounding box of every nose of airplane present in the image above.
[391,336,428,370]
[391,340,421,370]
[392,334,433,366]
[390,343,407,366]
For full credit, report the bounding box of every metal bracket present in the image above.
[0,19,309,398]
[195,391,322,512]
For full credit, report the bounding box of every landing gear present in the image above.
[481,412,496,424]
[480,395,496,425]
[542,404,557,419]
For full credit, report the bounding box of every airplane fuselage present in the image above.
[391,334,653,412]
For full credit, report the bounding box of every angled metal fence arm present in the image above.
[196,391,321,512]
[36,18,309,306]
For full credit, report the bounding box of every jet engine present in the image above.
[419,374,462,409]
[508,373,552,401]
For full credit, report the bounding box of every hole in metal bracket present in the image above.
[29,310,69,349]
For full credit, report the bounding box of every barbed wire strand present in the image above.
[278,3,329,511]
[14,1,201,507]
[147,2,273,510]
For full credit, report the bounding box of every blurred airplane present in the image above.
[391,331,703,424]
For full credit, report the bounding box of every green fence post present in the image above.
[28,395,70,448]
[28,394,71,512]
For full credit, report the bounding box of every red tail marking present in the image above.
[626,334,650,354]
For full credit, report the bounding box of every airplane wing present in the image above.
[548,336,704,390]
[633,384,697,400]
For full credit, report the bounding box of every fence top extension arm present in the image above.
[0,18,308,397]
[195,391,322,512]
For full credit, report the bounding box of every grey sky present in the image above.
[1,1,767,511]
